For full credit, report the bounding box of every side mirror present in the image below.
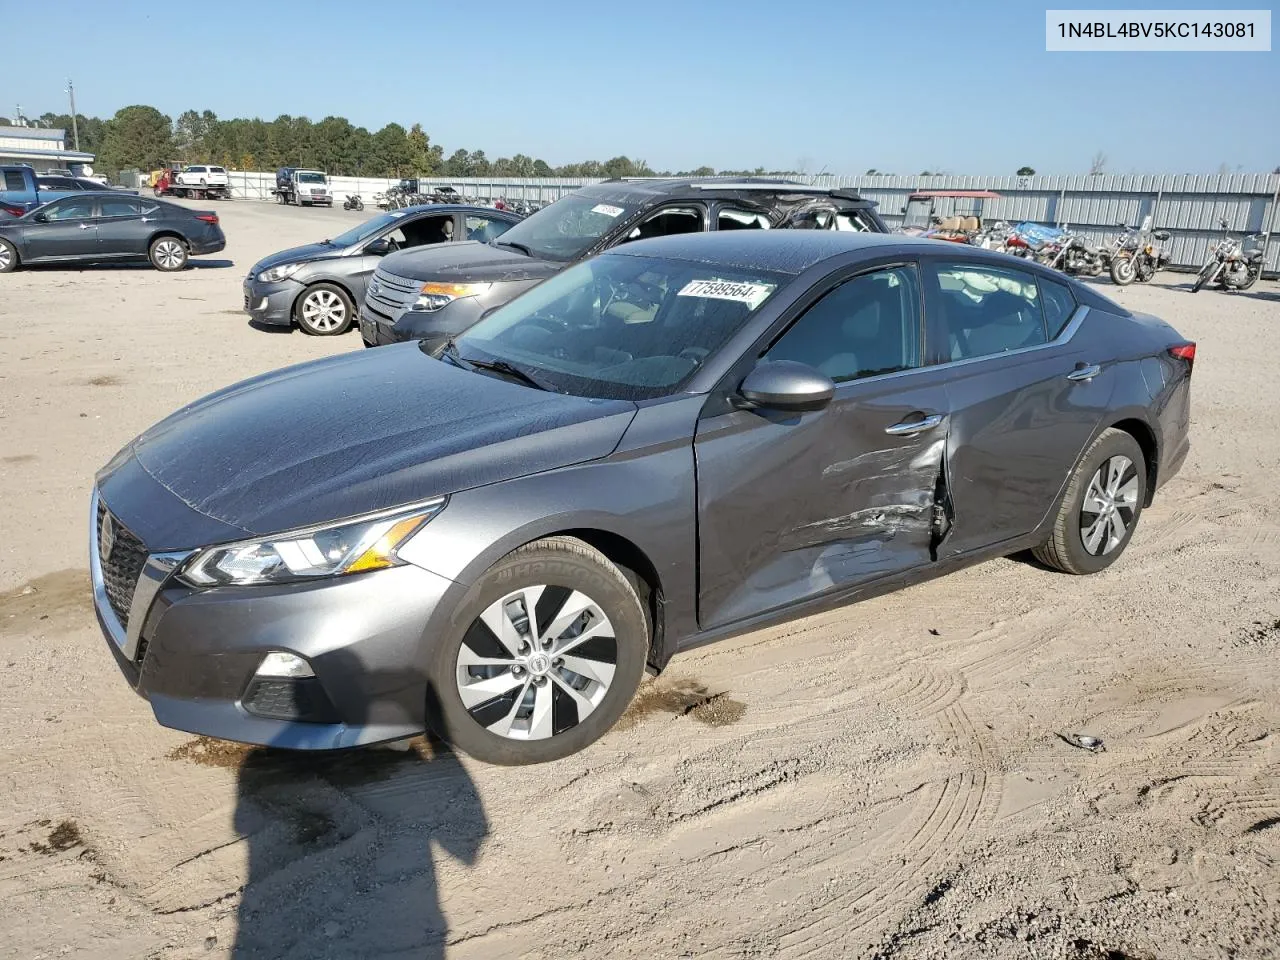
[32,212,48,223]
[365,237,391,256]
[737,361,835,412]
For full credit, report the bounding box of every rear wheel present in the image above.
[295,283,354,336]
[425,537,649,765]
[1032,428,1147,575]
[0,238,19,273]
[149,236,188,271]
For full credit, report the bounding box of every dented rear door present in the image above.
[694,367,953,631]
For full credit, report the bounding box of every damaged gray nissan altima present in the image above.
[90,231,1194,765]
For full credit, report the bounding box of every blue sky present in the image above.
[4,0,1277,174]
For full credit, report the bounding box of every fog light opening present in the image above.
[255,651,315,678]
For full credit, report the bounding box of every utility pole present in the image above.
[66,79,79,151]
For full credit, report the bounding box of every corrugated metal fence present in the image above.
[224,171,1280,275]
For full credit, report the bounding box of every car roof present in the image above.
[580,176,873,204]
[394,203,520,216]
[604,230,968,275]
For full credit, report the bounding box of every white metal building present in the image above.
[0,126,95,170]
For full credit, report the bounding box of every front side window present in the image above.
[455,253,787,400]
[393,214,453,249]
[41,198,96,221]
[488,192,640,262]
[466,215,514,243]
[766,265,922,382]
[932,262,1046,360]
[617,206,705,244]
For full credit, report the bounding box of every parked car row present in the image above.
[80,177,1197,768]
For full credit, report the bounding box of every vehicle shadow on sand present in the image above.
[21,259,235,272]
[230,663,487,959]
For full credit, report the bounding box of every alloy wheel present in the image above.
[302,290,346,331]
[455,585,618,741]
[1079,455,1139,556]
[0,246,11,270]
[154,240,185,270]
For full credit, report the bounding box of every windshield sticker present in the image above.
[591,203,625,218]
[677,279,775,308]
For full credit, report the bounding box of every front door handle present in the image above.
[1067,363,1101,381]
[78,223,90,230]
[885,413,946,436]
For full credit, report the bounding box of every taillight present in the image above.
[195,213,218,224]
[1169,342,1196,371]
[0,203,24,217]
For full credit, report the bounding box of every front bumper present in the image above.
[243,276,301,326]
[358,295,486,350]
[91,487,457,749]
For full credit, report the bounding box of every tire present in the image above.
[1110,254,1136,286]
[295,282,355,336]
[1191,261,1215,292]
[149,236,188,271]
[425,536,649,765]
[1032,428,1147,575]
[0,238,19,273]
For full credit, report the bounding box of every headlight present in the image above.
[411,281,492,312]
[257,262,303,283]
[179,499,445,587]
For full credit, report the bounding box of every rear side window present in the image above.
[1039,277,1077,338]
[718,207,770,230]
[209,166,226,174]
[100,197,141,218]
[931,263,1046,361]
[4,171,26,191]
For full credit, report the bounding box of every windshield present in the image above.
[489,192,639,262]
[328,211,404,248]
[454,253,786,401]
[298,171,326,184]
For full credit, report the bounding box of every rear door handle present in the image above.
[884,413,946,436]
[1067,363,1101,381]
[78,223,90,230]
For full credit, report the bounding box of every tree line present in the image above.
[1,105,799,180]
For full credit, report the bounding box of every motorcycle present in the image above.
[1192,218,1265,292]
[342,194,364,211]
[1030,224,1107,277]
[1109,221,1172,286]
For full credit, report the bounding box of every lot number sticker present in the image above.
[591,203,625,218]
[677,279,775,308]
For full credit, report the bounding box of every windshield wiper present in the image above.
[437,337,468,368]
[494,239,533,256]
[464,354,553,391]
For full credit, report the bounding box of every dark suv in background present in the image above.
[358,177,889,350]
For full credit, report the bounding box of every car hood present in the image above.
[105,343,636,545]
[250,241,344,275]
[382,241,564,284]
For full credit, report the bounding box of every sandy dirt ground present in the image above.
[1,199,1279,960]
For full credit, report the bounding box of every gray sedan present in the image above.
[242,204,522,335]
[91,231,1194,765]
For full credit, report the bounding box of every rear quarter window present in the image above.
[4,171,27,191]
[1038,277,1077,338]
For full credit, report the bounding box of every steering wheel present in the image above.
[678,346,709,363]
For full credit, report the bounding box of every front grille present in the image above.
[368,269,420,314]
[96,501,148,629]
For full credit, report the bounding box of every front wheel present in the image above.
[1110,254,1136,286]
[1191,261,1216,292]
[1032,428,1147,575]
[295,283,355,335]
[0,238,20,273]
[149,236,188,271]
[426,536,649,765]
